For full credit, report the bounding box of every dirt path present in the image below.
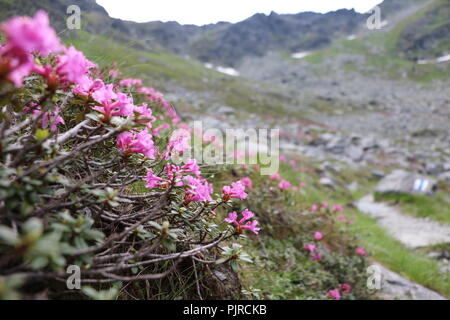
[356,194,449,300]
[356,194,450,249]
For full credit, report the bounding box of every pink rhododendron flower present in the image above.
[181,159,201,176]
[0,47,36,87]
[41,107,64,132]
[278,180,291,190]
[92,83,117,104]
[203,132,216,142]
[165,129,191,159]
[133,103,156,127]
[339,284,352,294]
[332,205,344,212]
[144,169,162,189]
[92,91,134,121]
[320,202,329,208]
[73,78,104,97]
[269,173,280,180]
[314,232,323,241]
[153,122,170,136]
[312,253,322,261]
[0,11,63,87]
[164,164,184,187]
[169,133,191,153]
[311,204,318,212]
[1,10,62,57]
[328,289,341,300]
[298,182,306,188]
[26,104,64,132]
[184,175,213,203]
[240,177,253,191]
[56,46,96,85]
[109,67,122,79]
[355,247,367,257]
[225,209,260,235]
[222,181,248,201]
[116,130,156,159]
[338,214,346,222]
[120,78,142,88]
[303,244,317,253]
[139,87,180,123]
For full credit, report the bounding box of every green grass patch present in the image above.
[374,191,450,226]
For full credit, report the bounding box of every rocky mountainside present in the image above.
[0,0,364,65]
[186,9,365,66]
[395,0,450,60]
[2,0,448,65]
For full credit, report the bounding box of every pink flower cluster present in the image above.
[164,129,191,159]
[117,130,156,159]
[0,10,97,90]
[184,175,214,203]
[222,181,248,201]
[278,180,291,190]
[92,86,135,122]
[139,87,181,123]
[0,11,62,87]
[310,203,345,214]
[269,173,293,191]
[328,283,352,300]
[225,209,260,235]
[0,10,185,168]
[240,177,253,191]
[24,103,65,132]
[355,247,367,257]
[120,78,143,88]
[143,159,214,205]
[303,243,322,261]
[0,12,288,272]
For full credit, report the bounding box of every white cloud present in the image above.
[96,0,384,25]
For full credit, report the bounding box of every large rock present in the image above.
[438,172,450,183]
[326,137,347,154]
[425,162,443,176]
[376,264,446,300]
[375,170,437,195]
[215,105,236,116]
[345,145,364,161]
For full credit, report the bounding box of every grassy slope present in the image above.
[387,0,450,59]
[61,31,376,299]
[283,0,450,84]
[64,31,303,121]
[374,191,450,226]
[275,3,450,296]
[264,156,450,298]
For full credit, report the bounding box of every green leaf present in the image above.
[83,229,105,241]
[0,226,19,246]
[35,129,49,141]
[230,260,240,272]
[29,256,49,269]
[215,258,228,265]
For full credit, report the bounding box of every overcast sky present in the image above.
[96,0,384,25]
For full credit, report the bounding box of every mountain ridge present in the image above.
[0,0,448,65]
